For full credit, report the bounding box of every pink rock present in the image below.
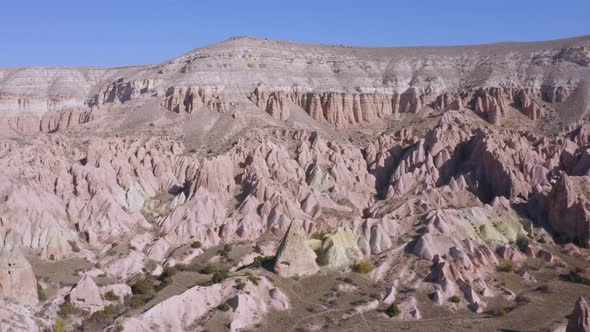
[0,250,38,305]
[567,296,590,332]
[497,245,526,263]
[68,275,104,313]
[538,250,554,262]
[547,175,590,247]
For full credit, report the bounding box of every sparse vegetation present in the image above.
[37,282,46,301]
[176,263,199,272]
[200,264,216,274]
[526,258,546,271]
[385,304,400,317]
[211,269,230,284]
[561,267,590,285]
[104,290,119,301]
[53,317,65,332]
[497,260,516,273]
[125,294,148,308]
[496,307,509,316]
[515,294,531,306]
[235,278,246,290]
[254,244,262,254]
[314,249,328,266]
[449,296,461,303]
[49,254,56,261]
[311,231,327,241]
[82,304,120,331]
[536,284,550,293]
[245,271,260,286]
[220,244,232,256]
[156,276,172,291]
[102,304,115,315]
[217,302,230,312]
[131,277,154,295]
[354,260,373,274]
[58,301,86,318]
[160,266,177,279]
[191,241,202,249]
[253,255,274,269]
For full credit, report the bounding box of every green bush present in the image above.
[160,266,177,279]
[561,268,590,285]
[245,272,260,286]
[385,304,400,317]
[53,317,65,332]
[125,294,149,308]
[220,244,232,256]
[235,278,246,290]
[176,264,199,272]
[156,276,172,291]
[37,282,47,301]
[450,296,461,303]
[104,290,119,301]
[254,244,262,254]
[315,249,328,266]
[191,241,202,249]
[102,304,115,315]
[526,258,546,271]
[311,232,327,240]
[131,278,154,295]
[49,254,56,261]
[58,301,84,318]
[200,264,216,274]
[354,260,373,274]
[211,270,230,284]
[217,302,230,312]
[253,255,274,269]
[498,261,516,273]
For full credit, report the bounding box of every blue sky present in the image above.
[1,0,588,67]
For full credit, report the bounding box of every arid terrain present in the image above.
[1,35,590,331]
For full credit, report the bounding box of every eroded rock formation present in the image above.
[0,35,589,331]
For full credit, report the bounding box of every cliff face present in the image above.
[0,36,589,133]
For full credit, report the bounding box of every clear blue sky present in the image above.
[2,0,589,67]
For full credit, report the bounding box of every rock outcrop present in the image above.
[567,296,590,332]
[273,222,320,277]
[317,227,364,270]
[0,250,38,306]
[546,175,590,246]
[68,275,104,313]
[121,276,288,332]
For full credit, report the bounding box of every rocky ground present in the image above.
[0,35,590,331]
